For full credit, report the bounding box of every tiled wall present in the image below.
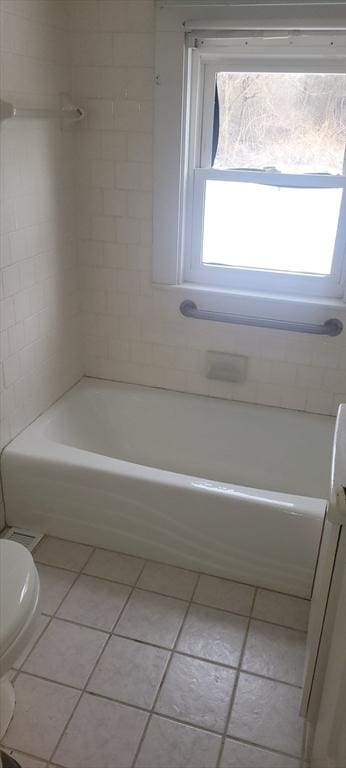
[73,0,346,417]
[0,0,83,495]
[1,0,345,536]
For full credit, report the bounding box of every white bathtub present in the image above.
[1,378,335,597]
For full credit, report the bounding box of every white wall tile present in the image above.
[114,100,153,134]
[68,0,346,417]
[101,131,127,161]
[0,0,82,473]
[112,33,154,67]
[99,1,128,32]
[92,216,117,242]
[72,32,113,66]
[126,67,153,100]
[116,218,141,245]
[305,388,334,416]
[128,132,153,163]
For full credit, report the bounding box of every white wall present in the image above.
[0,0,83,464]
[73,0,346,416]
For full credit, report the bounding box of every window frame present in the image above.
[153,2,346,319]
[182,41,346,298]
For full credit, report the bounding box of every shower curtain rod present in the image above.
[0,95,85,126]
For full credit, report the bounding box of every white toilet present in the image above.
[0,540,40,739]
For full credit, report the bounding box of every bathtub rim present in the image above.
[2,407,327,520]
[1,375,332,513]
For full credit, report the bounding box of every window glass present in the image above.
[213,72,346,174]
[202,180,343,274]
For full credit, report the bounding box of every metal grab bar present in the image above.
[180,300,343,337]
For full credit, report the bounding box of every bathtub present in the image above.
[1,378,335,597]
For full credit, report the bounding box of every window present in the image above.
[183,36,346,297]
[153,14,346,308]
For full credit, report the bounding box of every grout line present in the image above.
[40,613,113,635]
[219,733,306,762]
[112,632,305,690]
[48,553,148,764]
[34,536,96,575]
[130,573,202,767]
[13,651,305,697]
[35,564,309,633]
[15,582,307,686]
[7,553,100,759]
[0,729,305,768]
[11,547,99,682]
[33,533,311,602]
[215,587,258,768]
[33,591,306,691]
[51,545,96,616]
[13,614,53,674]
[9,542,309,765]
[1,672,306,765]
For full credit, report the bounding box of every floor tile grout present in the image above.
[21,543,99,764]
[215,587,258,768]
[11,548,91,683]
[0,732,304,768]
[0,730,305,768]
[36,571,309,633]
[33,534,311,601]
[40,593,309,634]
[10,654,306,707]
[24,606,305,691]
[6,537,309,766]
[48,550,148,765]
[130,571,202,768]
[218,733,306,761]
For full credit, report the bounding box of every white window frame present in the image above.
[184,44,346,298]
[153,2,346,319]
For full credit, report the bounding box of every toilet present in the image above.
[0,540,40,739]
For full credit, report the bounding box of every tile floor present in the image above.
[1,536,310,768]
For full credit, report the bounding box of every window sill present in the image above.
[153,282,346,327]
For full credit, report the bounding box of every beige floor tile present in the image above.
[135,715,221,768]
[220,739,300,768]
[56,574,131,630]
[177,604,247,666]
[23,619,107,688]
[155,654,236,732]
[87,635,170,708]
[252,590,310,631]
[13,614,50,669]
[228,673,304,757]
[242,620,306,686]
[194,575,254,616]
[83,548,144,585]
[2,673,80,760]
[36,564,76,615]
[53,693,148,768]
[115,589,187,648]
[137,562,198,600]
[0,750,47,768]
[34,537,92,572]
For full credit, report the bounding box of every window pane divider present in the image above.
[194,167,346,189]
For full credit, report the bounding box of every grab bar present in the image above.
[180,300,343,337]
